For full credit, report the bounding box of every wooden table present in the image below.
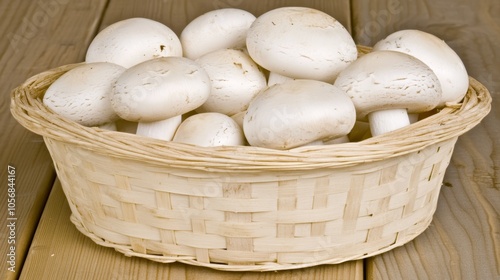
[2,0,499,279]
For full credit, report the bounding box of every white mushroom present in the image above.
[43,62,126,127]
[111,57,211,141]
[135,116,182,141]
[373,29,469,107]
[195,48,267,116]
[243,79,356,150]
[334,50,442,137]
[267,72,295,87]
[230,110,246,130]
[246,7,357,83]
[180,8,256,60]
[86,18,182,68]
[173,112,246,147]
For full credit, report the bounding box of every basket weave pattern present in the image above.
[53,137,454,270]
[10,47,491,271]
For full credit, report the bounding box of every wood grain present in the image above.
[352,0,500,279]
[1,1,108,279]
[20,180,363,280]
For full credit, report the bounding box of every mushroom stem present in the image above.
[368,108,410,136]
[136,115,182,141]
[408,113,419,123]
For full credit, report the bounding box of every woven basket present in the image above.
[10,46,491,271]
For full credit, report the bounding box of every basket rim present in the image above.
[10,46,492,171]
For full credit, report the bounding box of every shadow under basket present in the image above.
[10,47,491,271]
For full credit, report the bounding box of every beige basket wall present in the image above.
[46,136,457,270]
[10,46,491,271]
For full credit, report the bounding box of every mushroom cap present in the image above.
[111,56,211,122]
[373,29,469,106]
[86,18,182,68]
[267,72,295,87]
[43,62,126,126]
[334,50,442,119]
[246,7,357,83]
[243,79,356,150]
[180,8,256,60]
[173,112,245,147]
[195,48,267,116]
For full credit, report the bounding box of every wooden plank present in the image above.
[351,0,500,279]
[1,1,108,279]
[20,179,364,280]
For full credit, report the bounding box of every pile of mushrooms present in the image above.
[43,7,469,150]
